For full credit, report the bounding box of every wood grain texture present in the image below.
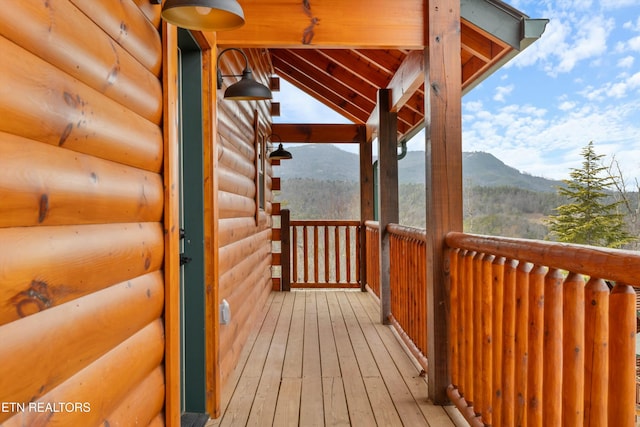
[0,272,164,423]
[0,0,162,124]
[0,222,163,326]
[3,320,164,426]
[69,0,162,75]
[0,35,163,172]
[0,132,163,227]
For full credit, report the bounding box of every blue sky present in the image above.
[274,0,640,186]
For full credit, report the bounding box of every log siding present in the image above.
[0,1,166,424]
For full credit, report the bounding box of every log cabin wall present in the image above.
[214,46,275,388]
[0,1,166,425]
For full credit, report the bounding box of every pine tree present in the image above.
[546,141,635,248]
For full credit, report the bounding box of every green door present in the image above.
[177,28,208,423]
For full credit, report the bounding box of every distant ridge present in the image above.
[276,144,563,192]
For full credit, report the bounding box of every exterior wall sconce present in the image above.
[216,48,273,101]
[160,0,245,31]
[267,135,292,161]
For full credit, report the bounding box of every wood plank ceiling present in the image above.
[268,19,511,140]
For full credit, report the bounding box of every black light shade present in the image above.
[269,143,292,161]
[224,68,273,100]
[217,48,272,101]
[161,0,245,31]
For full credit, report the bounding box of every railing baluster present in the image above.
[527,265,545,427]
[303,225,309,283]
[562,272,585,426]
[324,225,329,283]
[543,268,563,424]
[584,277,608,426]
[481,254,494,424]
[492,256,505,427]
[515,262,531,426]
[292,225,298,284]
[609,282,636,427]
[457,250,467,395]
[346,226,351,283]
[313,225,319,284]
[450,248,460,388]
[334,226,340,283]
[502,259,517,426]
[464,250,476,406]
[473,252,483,417]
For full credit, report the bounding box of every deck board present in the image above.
[208,290,464,426]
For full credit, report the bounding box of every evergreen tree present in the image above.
[546,141,635,248]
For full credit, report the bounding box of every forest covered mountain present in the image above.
[274,144,567,239]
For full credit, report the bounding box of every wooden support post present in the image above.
[377,88,398,325]
[281,209,291,292]
[425,0,462,405]
[359,126,373,292]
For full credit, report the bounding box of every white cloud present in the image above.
[558,100,576,110]
[493,85,514,102]
[618,55,635,68]
[628,35,640,52]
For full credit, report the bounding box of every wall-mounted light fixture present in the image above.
[267,135,292,161]
[160,0,245,31]
[216,48,272,101]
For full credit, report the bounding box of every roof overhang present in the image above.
[214,0,547,142]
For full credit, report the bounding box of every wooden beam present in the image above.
[271,123,364,143]
[425,0,462,405]
[387,51,425,112]
[359,126,373,292]
[216,0,424,48]
[377,88,398,325]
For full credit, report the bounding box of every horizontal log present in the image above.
[104,366,165,427]
[219,190,257,219]
[220,240,271,298]
[218,166,256,198]
[0,222,164,326]
[0,0,162,124]
[219,266,273,383]
[290,220,361,227]
[3,320,164,426]
[271,123,365,143]
[218,140,256,179]
[0,35,163,173]
[0,272,164,422]
[0,133,163,227]
[219,217,261,247]
[445,232,640,285]
[215,0,423,48]
[132,0,162,29]
[387,222,427,242]
[219,229,272,276]
[69,0,162,76]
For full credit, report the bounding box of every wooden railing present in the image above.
[364,221,428,370]
[388,223,428,369]
[289,220,361,288]
[365,221,380,296]
[446,232,639,427]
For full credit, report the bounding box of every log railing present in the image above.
[365,221,380,297]
[289,220,361,288]
[364,221,428,370]
[388,223,428,369]
[446,232,639,427]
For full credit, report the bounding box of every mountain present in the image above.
[276,144,563,192]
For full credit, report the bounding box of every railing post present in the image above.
[425,0,462,404]
[280,209,290,291]
[377,88,398,325]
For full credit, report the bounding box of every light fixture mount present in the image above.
[216,48,272,101]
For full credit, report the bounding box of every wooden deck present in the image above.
[208,290,466,426]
